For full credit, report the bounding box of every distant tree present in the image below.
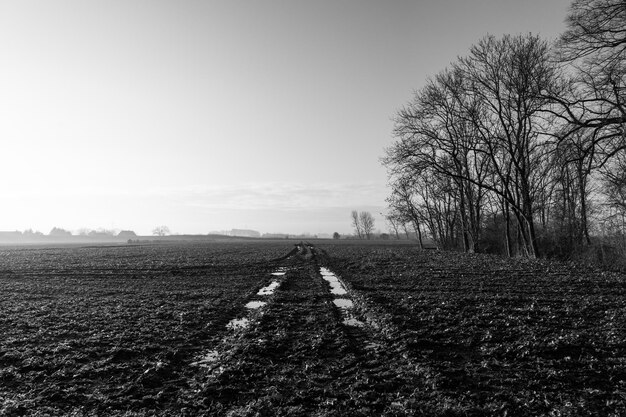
[351,210,363,239]
[88,228,117,237]
[333,232,341,240]
[49,227,72,237]
[152,225,170,236]
[23,229,43,236]
[359,211,375,240]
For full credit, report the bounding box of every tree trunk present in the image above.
[413,221,424,250]
[526,216,540,259]
[504,200,512,258]
[457,181,471,252]
[578,167,592,246]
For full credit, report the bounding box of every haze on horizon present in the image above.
[0,0,571,236]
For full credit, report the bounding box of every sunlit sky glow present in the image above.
[0,0,571,235]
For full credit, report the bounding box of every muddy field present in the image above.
[0,240,624,416]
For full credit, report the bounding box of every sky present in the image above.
[0,0,572,236]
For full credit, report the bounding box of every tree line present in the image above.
[383,0,626,261]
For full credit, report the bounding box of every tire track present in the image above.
[184,243,444,415]
[311,244,447,413]
[188,265,289,369]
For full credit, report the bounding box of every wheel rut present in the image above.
[184,243,441,415]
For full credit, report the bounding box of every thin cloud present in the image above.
[5,181,388,210]
[174,182,388,210]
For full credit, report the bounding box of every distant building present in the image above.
[208,230,231,236]
[262,233,289,239]
[230,229,261,238]
[117,230,137,239]
[0,231,23,241]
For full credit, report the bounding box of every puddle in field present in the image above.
[320,268,335,277]
[333,298,354,309]
[321,267,366,327]
[226,270,283,330]
[226,317,250,330]
[257,280,280,295]
[326,280,347,295]
[334,298,365,327]
[271,267,287,276]
[245,301,267,309]
[320,267,348,295]
[344,318,366,327]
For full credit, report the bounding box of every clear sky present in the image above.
[0,0,572,236]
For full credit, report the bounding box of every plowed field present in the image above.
[1,241,624,416]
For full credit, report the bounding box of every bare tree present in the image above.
[603,149,626,221]
[551,128,598,247]
[385,177,425,249]
[359,211,375,240]
[385,34,559,256]
[418,168,461,250]
[535,0,626,257]
[351,210,362,239]
[385,210,402,239]
[385,34,562,258]
[389,66,489,252]
[381,2,626,265]
[559,0,626,62]
[546,0,626,167]
[458,34,559,257]
[152,225,170,236]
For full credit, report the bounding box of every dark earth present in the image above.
[0,240,624,416]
